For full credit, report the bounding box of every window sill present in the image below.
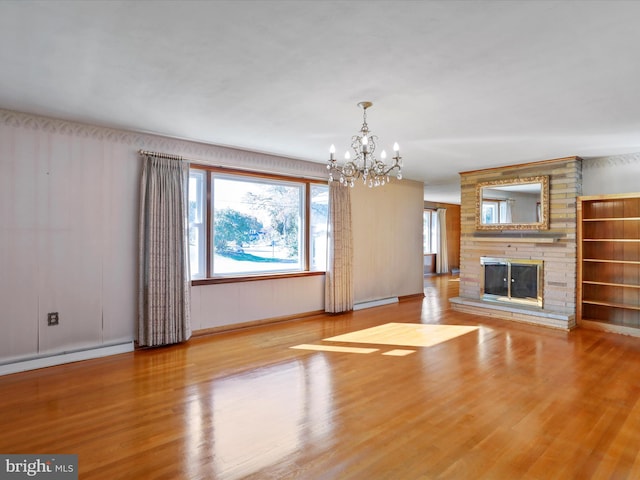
[192,270,325,286]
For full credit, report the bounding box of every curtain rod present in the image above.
[138,149,184,161]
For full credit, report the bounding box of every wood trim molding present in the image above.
[191,310,326,337]
[459,156,580,176]
[579,192,640,201]
[192,271,325,286]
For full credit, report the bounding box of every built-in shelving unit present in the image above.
[578,193,640,336]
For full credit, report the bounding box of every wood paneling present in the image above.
[4,276,640,478]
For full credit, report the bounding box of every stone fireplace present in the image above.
[449,157,581,330]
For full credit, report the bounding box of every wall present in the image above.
[454,157,582,328]
[0,113,139,364]
[190,276,326,331]
[0,108,424,366]
[351,179,425,303]
[583,153,640,196]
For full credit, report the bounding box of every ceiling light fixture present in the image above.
[328,101,402,188]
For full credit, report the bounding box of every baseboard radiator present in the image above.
[0,342,135,376]
[353,297,399,311]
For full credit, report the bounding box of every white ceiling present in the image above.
[2,1,640,204]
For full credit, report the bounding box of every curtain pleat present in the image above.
[324,183,353,313]
[436,208,449,274]
[505,199,514,223]
[138,155,191,347]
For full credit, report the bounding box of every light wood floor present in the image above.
[3,275,640,479]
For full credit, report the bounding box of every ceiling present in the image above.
[2,1,640,204]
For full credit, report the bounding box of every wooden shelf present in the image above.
[579,318,640,338]
[583,259,640,264]
[578,193,640,330]
[583,238,640,242]
[582,300,640,311]
[583,217,640,221]
[583,280,640,289]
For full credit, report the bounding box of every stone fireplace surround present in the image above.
[450,157,582,331]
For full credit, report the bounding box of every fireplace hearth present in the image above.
[481,257,543,307]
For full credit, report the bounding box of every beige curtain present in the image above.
[325,183,353,313]
[436,208,449,274]
[504,199,514,223]
[138,154,191,347]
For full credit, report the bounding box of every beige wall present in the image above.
[190,275,326,330]
[0,108,424,365]
[351,179,425,303]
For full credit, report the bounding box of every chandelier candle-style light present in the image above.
[328,101,402,188]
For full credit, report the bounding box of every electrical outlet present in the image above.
[47,312,59,326]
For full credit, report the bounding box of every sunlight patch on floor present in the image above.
[323,323,479,348]
[382,349,416,356]
[290,344,379,354]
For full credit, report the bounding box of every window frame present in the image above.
[190,164,328,285]
[188,169,207,279]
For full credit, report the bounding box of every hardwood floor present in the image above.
[3,275,640,479]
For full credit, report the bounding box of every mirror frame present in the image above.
[476,175,549,230]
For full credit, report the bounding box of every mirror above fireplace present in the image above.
[476,175,549,230]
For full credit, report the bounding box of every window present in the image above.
[189,170,206,278]
[309,184,329,271]
[189,166,328,282]
[482,199,511,224]
[423,209,438,254]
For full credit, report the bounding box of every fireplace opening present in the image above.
[481,257,543,307]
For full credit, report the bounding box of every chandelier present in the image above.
[328,101,402,188]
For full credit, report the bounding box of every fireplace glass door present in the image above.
[481,257,542,307]
[484,264,508,296]
[510,265,538,300]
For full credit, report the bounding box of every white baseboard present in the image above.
[354,297,399,311]
[0,342,135,376]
